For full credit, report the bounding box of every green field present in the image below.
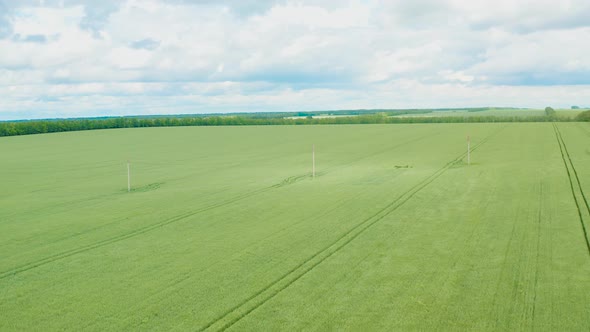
[393,108,583,119]
[1,123,590,330]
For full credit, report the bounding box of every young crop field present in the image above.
[393,108,583,119]
[1,123,590,330]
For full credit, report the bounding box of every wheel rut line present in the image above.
[531,182,543,326]
[0,131,442,280]
[0,185,274,279]
[430,180,499,324]
[552,123,590,256]
[555,125,590,216]
[201,126,503,332]
[491,205,519,329]
[203,168,447,332]
[90,189,374,331]
[0,191,118,223]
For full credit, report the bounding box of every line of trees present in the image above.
[0,113,584,137]
[576,110,590,121]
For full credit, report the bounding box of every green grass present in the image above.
[1,123,590,330]
[393,108,583,119]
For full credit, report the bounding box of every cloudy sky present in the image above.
[1,0,589,120]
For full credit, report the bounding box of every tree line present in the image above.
[0,112,587,137]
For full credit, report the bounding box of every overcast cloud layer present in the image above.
[1,0,589,120]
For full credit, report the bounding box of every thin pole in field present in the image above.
[127,160,131,192]
[467,135,471,165]
[312,144,316,178]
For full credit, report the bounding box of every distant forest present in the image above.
[1,108,588,137]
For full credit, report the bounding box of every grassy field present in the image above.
[1,123,590,330]
[393,108,583,119]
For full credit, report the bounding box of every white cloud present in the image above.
[107,47,153,69]
[0,0,589,120]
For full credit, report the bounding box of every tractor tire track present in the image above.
[552,123,590,255]
[0,185,275,280]
[201,126,504,331]
[531,182,543,327]
[89,180,387,331]
[0,131,440,279]
[555,125,590,216]
[491,205,519,330]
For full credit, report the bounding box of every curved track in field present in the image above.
[201,127,504,331]
[552,123,590,255]
[0,131,440,280]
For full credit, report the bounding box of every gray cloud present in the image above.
[0,0,12,38]
[131,38,160,50]
[485,71,590,86]
[18,34,48,43]
[76,1,120,34]
[470,7,590,33]
[0,0,120,36]
[165,0,278,16]
[377,0,452,28]
[378,0,590,33]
